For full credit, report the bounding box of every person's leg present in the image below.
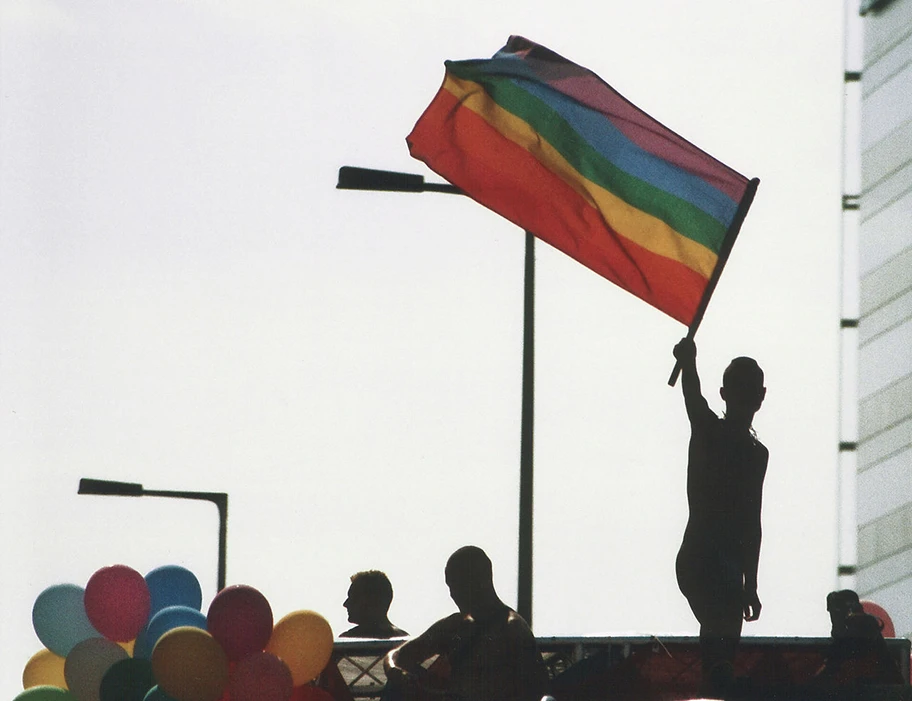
[698,600,743,697]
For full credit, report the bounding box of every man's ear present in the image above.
[720,386,726,402]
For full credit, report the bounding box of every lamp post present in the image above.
[336,166,536,625]
[78,477,228,592]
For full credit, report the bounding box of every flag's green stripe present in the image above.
[441,75,718,278]
[448,66,728,252]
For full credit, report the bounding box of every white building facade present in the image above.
[855,0,912,640]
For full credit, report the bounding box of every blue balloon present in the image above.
[131,624,152,659]
[134,605,207,658]
[32,583,100,656]
[145,565,202,618]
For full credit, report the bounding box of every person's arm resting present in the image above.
[384,616,455,684]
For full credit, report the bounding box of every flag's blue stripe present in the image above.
[449,58,739,225]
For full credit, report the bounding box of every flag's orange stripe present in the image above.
[407,87,706,325]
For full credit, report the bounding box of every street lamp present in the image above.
[337,166,536,625]
[78,478,228,592]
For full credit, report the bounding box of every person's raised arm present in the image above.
[673,338,708,422]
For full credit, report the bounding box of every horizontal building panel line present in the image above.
[861,115,912,193]
[858,497,912,533]
[858,311,912,348]
[860,247,912,315]
[861,177,912,223]
[858,441,912,473]
[863,19,912,77]
[862,45,912,95]
[859,288,912,345]
[857,544,912,592]
[862,28,912,97]
[859,399,912,442]
[860,374,912,404]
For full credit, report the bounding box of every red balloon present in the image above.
[289,686,335,701]
[84,565,151,642]
[229,652,293,701]
[206,585,273,661]
[860,600,895,637]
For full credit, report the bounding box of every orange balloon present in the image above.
[151,627,229,701]
[23,649,67,690]
[265,611,333,686]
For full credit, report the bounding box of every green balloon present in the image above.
[14,686,78,701]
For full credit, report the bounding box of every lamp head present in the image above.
[78,478,144,496]
[336,166,425,192]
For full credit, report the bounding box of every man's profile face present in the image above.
[344,582,367,623]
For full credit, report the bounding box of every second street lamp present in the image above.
[78,478,228,592]
[337,166,536,626]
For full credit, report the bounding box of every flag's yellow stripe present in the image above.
[444,74,718,279]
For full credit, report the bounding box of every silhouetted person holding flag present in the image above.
[341,570,408,639]
[673,337,768,696]
[384,546,548,701]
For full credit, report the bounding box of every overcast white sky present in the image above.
[1,0,847,696]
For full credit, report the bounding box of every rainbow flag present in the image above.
[406,36,758,327]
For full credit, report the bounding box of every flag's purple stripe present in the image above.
[509,76,740,224]
[491,37,749,203]
[548,74,748,203]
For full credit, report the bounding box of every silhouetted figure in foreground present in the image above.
[673,338,768,696]
[384,546,548,701]
[826,590,863,638]
[814,611,904,689]
[341,570,408,639]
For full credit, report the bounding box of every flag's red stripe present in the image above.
[407,88,707,325]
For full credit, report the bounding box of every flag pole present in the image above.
[668,177,760,386]
[517,230,535,626]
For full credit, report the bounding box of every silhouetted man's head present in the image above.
[344,570,394,624]
[445,546,494,614]
[721,357,766,413]
[827,589,862,637]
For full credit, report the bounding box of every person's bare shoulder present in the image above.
[503,610,537,641]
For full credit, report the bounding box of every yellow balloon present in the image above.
[265,610,333,686]
[23,649,67,689]
[117,639,135,656]
[151,627,228,701]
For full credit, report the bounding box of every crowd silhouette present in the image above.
[321,341,906,701]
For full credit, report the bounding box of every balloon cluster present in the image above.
[19,565,335,701]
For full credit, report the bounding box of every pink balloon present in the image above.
[229,652,293,701]
[860,600,895,638]
[84,565,151,642]
[206,585,273,661]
